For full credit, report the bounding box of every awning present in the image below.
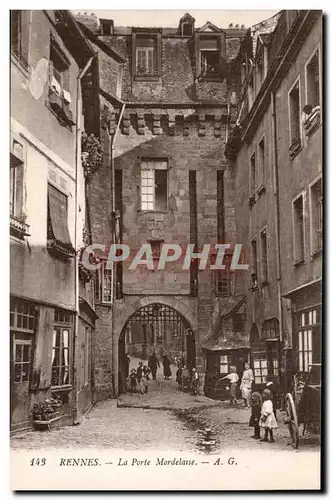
[47,184,75,257]
[201,294,248,351]
[283,278,322,298]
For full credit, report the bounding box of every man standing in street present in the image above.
[148,352,160,380]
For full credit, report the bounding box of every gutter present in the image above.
[72,55,95,426]
[271,91,283,345]
[110,102,126,397]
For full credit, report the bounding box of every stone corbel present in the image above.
[198,113,206,137]
[153,113,161,135]
[167,110,176,136]
[137,111,145,135]
[214,112,222,137]
[122,110,130,135]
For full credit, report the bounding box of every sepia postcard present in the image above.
[10,8,322,491]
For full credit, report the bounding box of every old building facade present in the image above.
[226,10,322,399]
[10,10,100,431]
[76,12,252,397]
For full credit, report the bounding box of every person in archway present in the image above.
[148,352,160,380]
[124,352,130,380]
[162,354,172,380]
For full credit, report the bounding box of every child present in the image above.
[129,368,137,393]
[191,368,199,395]
[221,366,239,405]
[140,373,148,394]
[182,365,190,391]
[259,389,278,442]
[249,392,262,439]
[176,366,183,390]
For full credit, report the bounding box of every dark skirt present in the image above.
[163,364,171,377]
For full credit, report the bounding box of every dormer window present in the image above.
[195,26,226,81]
[132,29,162,80]
[179,13,195,37]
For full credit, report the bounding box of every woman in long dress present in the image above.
[240,362,254,407]
[162,355,172,380]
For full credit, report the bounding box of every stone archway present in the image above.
[118,302,196,394]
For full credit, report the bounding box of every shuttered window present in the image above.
[47,183,75,257]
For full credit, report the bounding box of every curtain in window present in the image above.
[62,329,69,384]
[48,184,73,249]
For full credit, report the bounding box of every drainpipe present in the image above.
[73,56,94,425]
[271,92,283,345]
[110,103,126,397]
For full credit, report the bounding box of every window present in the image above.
[141,159,168,211]
[310,178,322,254]
[258,138,265,189]
[214,253,232,296]
[262,318,279,340]
[217,170,225,242]
[293,194,305,264]
[248,74,254,109]
[52,309,72,387]
[253,358,268,385]
[260,229,268,284]
[47,183,75,258]
[219,355,229,374]
[10,298,36,384]
[10,10,30,68]
[289,79,302,154]
[306,49,320,109]
[297,307,320,372]
[48,37,73,126]
[182,23,194,36]
[250,324,259,343]
[82,326,91,386]
[251,238,258,288]
[233,313,245,333]
[256,51,264,90]
[132,31,161,78]
[10,139,29,239]
[200,37,220,77]
[95,261,112,304]
[250,153,256,195]
[149,239,163,261]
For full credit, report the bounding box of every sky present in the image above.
[72,10,280,29]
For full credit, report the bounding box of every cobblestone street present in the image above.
[11,373,320,453]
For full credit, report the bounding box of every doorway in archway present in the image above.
[118,303,195,394]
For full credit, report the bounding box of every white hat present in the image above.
[266,382,273,387]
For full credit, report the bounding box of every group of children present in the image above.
[249,385,278,443]
[176,365,199,395]
[128,361,150,394]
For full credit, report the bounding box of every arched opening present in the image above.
[118,303,195,394]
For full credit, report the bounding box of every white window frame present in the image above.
[288,75,302,147]
[140,159,168,212]
[292,190,306,264]
[309,174,323,256]
[304,44,322,110]
[257,134,266,190]
[136,46,155,74]
[260,226,268,285]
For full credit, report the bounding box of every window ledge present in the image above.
[310,248,322,260]
[11,51,29,78]
[293,258,305,268]
[248,194,256,208]
[134,75,160,82]
[47,239,75,260]
[304,107,321,137]
[289,138,303,160]
[51,384,72,392]
[137,209,169,214]
[10,215,30,240]
[257,184,266,196]
[46,90,75,129]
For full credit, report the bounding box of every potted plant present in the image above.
[32,396,63,424]
[81,132,103,182]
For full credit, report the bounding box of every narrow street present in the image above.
[11,371,320,453]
